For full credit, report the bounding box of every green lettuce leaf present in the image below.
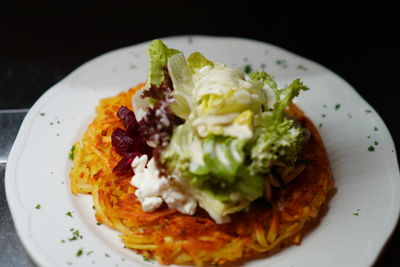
[187,52,214,71]
[146,39,180,87]
[236,166,264,201]
[249,116,304,174]
[203,136,246,184]
[250,71,279,95]
[167,53,194,120]
[274,79,309,121]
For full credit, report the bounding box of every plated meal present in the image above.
[69,40,334,266]
[7,36,398,267]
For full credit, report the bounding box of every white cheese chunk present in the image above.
[130,155,197,215]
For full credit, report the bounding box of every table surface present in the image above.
[1,2,399,266]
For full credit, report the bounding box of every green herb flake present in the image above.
[367,136,371,139]
[368,146,375,152]
[61,239,66,243]
[92,205,95,210]
[69,230,83,241]
[347,113,352,118]
[323,104,327,108]
[86,251,94,256]
[335,104,341,110]
[365,109,372,114]
[66,211,73,218]
[143,255,153,262]
[260,63,266,69]
[69,145,76,160]
[276,59,286,65]
[374,141,379,146]
[96,222,101,226]
[50,122,54,125]
[321,114,326,118]
[318,123,323,128]
[353,209,360,216]
[35,204,41,209]
[76,248,83,257]
[105,253,110,258]
[374,126,378,131]
[39,112,46,116]
[297,64,308,71]
[243,64,252,74]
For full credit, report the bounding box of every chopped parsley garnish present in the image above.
[353,209,360,216]
[65,211,73,218]
[69,145,76,160]
[276,59,286,65]
[297,64,308,71]
[96,222,101,226]
[365,109,372,114]
[243,64,252,74]
[368,146,375,152]
[61,239,66,243]
[367,136,371,139]
[68,229,83,241]
[374,126,378,131]
[335,104,341,110]
[50,122,54,125]
[35,204,41,209]
[318,123,323,128]
[321,114,326,118]
[76,248,83,257]
[86,251,94,256]
[105,253,110,257]
[39,112,46,116]
[374,141,379,146]
[143,255,153,262]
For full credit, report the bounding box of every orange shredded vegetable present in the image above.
[69,84,333,266]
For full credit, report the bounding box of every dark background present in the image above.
[1,1,399,266]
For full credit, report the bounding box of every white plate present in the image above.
[6,35,400,267]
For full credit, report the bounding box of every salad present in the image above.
[111,40,309,224]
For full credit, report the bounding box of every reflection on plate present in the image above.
[5,35,400,267]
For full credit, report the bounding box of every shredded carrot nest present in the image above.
[69,83,334,266]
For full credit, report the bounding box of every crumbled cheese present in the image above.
[130,155,197,215]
